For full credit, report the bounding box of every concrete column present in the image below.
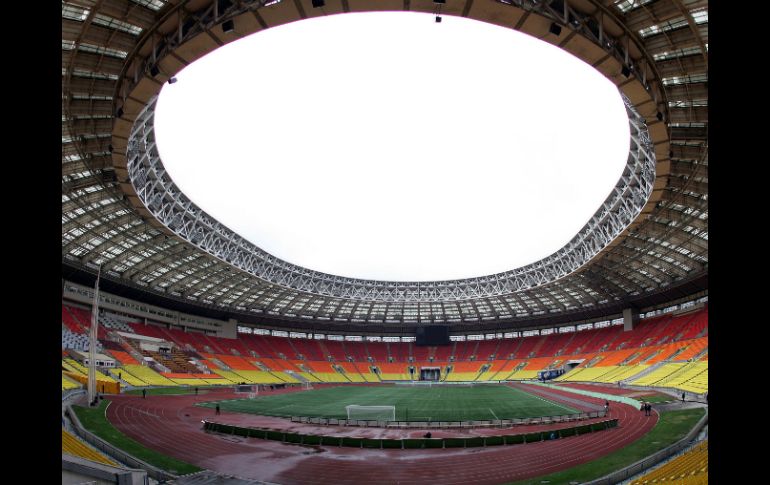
[222,318,238,339]
[623,308,639,332]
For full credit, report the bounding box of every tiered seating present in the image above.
[507,367,539,380]
[160,328,206,353]
[209,369,244,383]
[512,336,539,359]
[445,361,483,381]
[259,335,296,359]
[433,343,453,362]
[473,360,504,381]
[673,338,708,361]
[290,363,323,382]
[351,361,380,382]
[537,332,572,358]
[62,374,80,390]
[345,341,370,362]
[630,363,687,387]
[215,354,259,370]
[555,366,613,382]
[412,345,430,362]
[114,370,148,386]
[304,361,346,382]
[145,348,200,373]
[196,333,226,354]
[448,340,466,361]
[291,338,324,361]
[127,322,168,341]
[62,359,116,382]
[367,341,389,362]
[677,310,708,341]
[324,340,347,361]
[526,335,550,358]
[99,313,134,333]
[611,315,667,350]
[654,361,708,394]
[500,357,554,380]
[238,334,273,358]
[337,362,366,382]
[107,350,140,365]
[225,369,296,384]
[560,329,594,356]
[262,357,302,372]
[61,328,104,352]
[474,340,498,360]
[219,336,253,357]
[489,359,524,379]
[582,326,624,353]
[389,342,409,362]
[62,428,119,466]
[60,303,708,391]
[630,440,708,484]
[495,339,519,359]
[596,348,639,367]
[377,363,411,380]
[62,306,86,333]
[120,364,178,386]
[587,364,650,383]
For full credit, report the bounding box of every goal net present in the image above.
[234,384,258,398]
[303,382,314,390]
[345,405,396,421]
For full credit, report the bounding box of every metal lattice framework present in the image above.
[62,0,707,327]
[126,95,656,302]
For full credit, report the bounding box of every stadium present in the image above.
[61,1,708,484]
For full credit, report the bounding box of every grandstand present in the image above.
[62,1,707,484]
[631,440,708,485]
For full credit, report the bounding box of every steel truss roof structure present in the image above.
[62,0,707,329]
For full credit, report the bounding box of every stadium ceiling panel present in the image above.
[62,0,707,328]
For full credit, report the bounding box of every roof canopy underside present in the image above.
[62,0,707,326]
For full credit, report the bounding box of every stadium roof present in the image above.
[62,0,707,331]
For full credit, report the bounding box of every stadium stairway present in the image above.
[620,360,668,385]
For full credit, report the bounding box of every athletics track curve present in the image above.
[105,383,657,484]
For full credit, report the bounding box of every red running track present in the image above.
[105,385,658,484]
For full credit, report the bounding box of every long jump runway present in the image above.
[105,384,657,484]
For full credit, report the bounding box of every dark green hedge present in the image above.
[403,439,424,449]
[341,437,362,447]
[424,439,443,449]
[303,434,322,445]
[362,439,381,449]
[444,438,466,448]
[505,434,524,445]
[524,432,543,443]
[485,436,505,446]
[202,418,619,449]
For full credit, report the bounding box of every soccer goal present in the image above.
[345,405,396,421]
[234,384,258,398]
[303,382,314,391]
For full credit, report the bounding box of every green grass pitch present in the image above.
[196,384,580,421]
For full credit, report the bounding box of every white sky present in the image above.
[154,11,629,282]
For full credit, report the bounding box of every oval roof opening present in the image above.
[155,11,630,282]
